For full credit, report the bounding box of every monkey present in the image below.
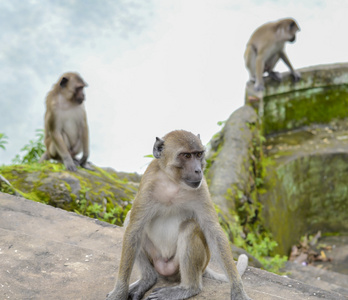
[106,130,250,300]
[39,72,90,172]
[244,18,301,91]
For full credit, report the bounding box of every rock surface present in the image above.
[1,192,346,300]
[206,105,258,213]
[0,164,140,226]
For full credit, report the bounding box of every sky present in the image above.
[1,0,347,173]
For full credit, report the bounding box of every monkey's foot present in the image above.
[291,71,301,82]
[80,161,95,171]
[145,285,200,300]
[268,71,282,82]
[253,83,265,92]
[128,278,157,300]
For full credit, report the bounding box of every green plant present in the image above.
[0,133,8,150]
[12,129,45,164]
[245,233,287,273]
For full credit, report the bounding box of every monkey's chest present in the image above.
[58,110,84,143]
[145,210,192,258]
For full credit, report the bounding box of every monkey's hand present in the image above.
[63,157,78,172]
[291,71,301,82]
[253,83,264,92]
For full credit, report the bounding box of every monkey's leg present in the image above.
[146,220,207,300]
[38,152,49,163]
[128,249,158,300]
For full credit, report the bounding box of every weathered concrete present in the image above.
[243,63,348,256]
[0,192,345,300]
[246,62,348,136]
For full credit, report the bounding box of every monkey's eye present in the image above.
[196,152,203,158]
[183,153,192,159]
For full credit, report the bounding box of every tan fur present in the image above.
[244,18,301,91]
[106,130,250,300]
[39,72,89,171]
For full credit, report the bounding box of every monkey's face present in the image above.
[177,151,205,189]
[59,73,87,105]
[153,130,206,189]
[74,86,85,104]
[289,35,296,43]
[288,20,300,43]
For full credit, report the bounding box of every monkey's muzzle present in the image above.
[185,180,202,189]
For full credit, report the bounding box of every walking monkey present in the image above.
[244,18,301,91]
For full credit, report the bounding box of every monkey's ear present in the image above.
[197,134,201,140]
[153,137,165,159]
[60,77,69,87]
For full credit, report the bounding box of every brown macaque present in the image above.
[244,18,301,91]
[106,130,250,300]
[39,72,90,171]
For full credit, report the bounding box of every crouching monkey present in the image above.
[39,72,90,171]
[106,130,251,300]
[244,18,301,91]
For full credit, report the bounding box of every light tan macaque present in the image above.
[106,130,250,300]
[244,18,301,91]
[39,72,89,171]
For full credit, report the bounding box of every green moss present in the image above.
[262,153,348,255]
[263,85,348,135]
[0,162,138,226]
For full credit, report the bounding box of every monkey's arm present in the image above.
[254,52,266,91]
[198,203,250,300]
[79,114,89,166]
[280,51,301,82]
[107,225,138,300]
[107,200,150,300]
[45,108,77,171]
[50,129,77,171]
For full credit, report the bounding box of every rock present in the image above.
[257,63,348,255]
[206,105,258,213]
[1,192,346,300]
[0,163,140,226]
[260,63,348,136]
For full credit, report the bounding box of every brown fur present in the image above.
[39,72,89,171]
[106,130,250,300]
[244,18,301,91]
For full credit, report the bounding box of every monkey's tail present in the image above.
[236,254,248,276]
[203,254,249,282]
[203,267,228,282]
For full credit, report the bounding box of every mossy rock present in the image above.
[0,162,140,226]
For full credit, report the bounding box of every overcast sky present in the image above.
[1,0,347,173]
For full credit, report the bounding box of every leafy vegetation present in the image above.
[0,133,8,150]
[12,129,45,164]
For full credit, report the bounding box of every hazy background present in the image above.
[1,0,347,173]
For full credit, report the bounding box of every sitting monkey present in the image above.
[39,72,90,171]
[106,130,250,300]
